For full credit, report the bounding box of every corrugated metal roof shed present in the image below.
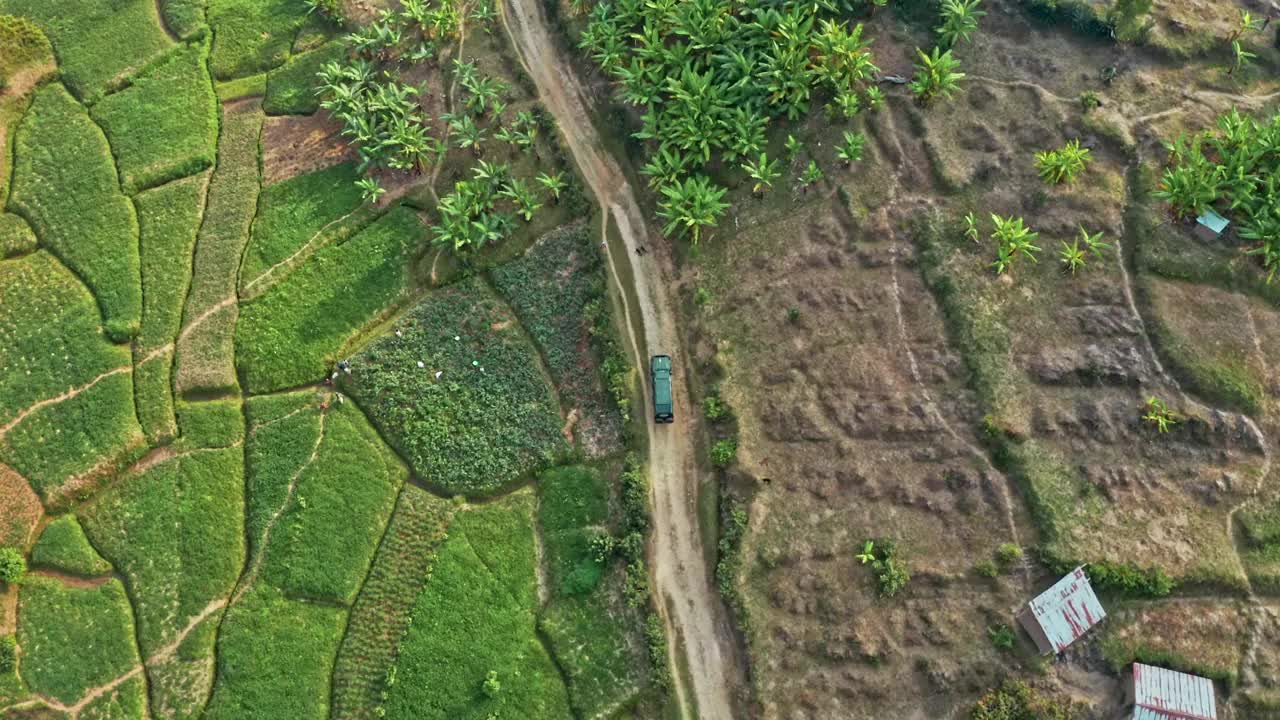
[1132,663,1217,720]
[1017,566,1105,654]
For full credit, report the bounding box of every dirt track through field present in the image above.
[500,2,740,717]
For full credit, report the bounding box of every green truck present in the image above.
[650,354,674,424]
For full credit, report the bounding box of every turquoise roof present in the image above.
[1197,209,1229,234]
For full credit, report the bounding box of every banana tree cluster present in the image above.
[432,161,551,251]
[318,59,443,175]
[1155,108,1280,280]
[578,0,883,242]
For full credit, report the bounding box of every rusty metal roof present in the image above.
[1025,566,1105,653]
[1133,663,1217,720]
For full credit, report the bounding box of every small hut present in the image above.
[1194,209,1229,242]
[1015,566,1106,655]
[1129,663,1217,720]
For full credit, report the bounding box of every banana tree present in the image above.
[657,175,730,244]
[836,130,866,167]
[741,152,781,197]
[937,0,985,48]
[910,47,965,105]
[536,171,567,203]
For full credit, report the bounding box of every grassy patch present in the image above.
[79,674,146,720]
[244,391,323,546]
[238,161,367,295]
[214,73,267,102]
[175,104,261,397]
[491,223,624,454]
[1,372,144,503]
[539,465,608,596]
[0,214,37,258]
[16,576,141,705]
[0,253,144,501]
[161,0,207,39]
[384,493,571,720]
[0,0,172,102]
[91,41,218,195]
[176,399,245,448]
[0,252,130,422]
[80,447,244,657]
[207,0,314,80]
[204,582,345,720]
[133,173,207,443]
[236,207,424,393]
[263,40,343,115]
[343,277,566,495]
[30,515,111,576]
[259,403,403,604]
[9,84,141,338]
[537,464,649,716]
[0,14,51,82]
[331,486,456,719]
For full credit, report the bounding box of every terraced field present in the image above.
[0,1,664,718]
[4,0,1280,719]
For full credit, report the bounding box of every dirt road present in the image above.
[499,2,740,718]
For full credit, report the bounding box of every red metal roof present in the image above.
[1025,567,1106,653]
[1132,663,1217,720]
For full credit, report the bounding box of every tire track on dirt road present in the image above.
[499,2,741,718]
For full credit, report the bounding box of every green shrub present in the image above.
[204,582,347,720]
[974,559,999,578]
[703,389,730,422]
[176,104,262,396]
[80,448,244,657]
[710,438,738,468]
[0,0,172,102]
[238,161,368,296]
[0,634,15,674]
[91,41,218,195]
[0,547,24,583]
[133,173,207,443]
[17,576,141,704]
[162,0,208,38]
[1085,561,1175,598]
[382,495,571,719]
[996,542,1023,571]
[971,680,1085,719]
[207,0,314,80]
[264,39,344,115]
[259,404,403,604]
[341,277,566,495]
[858,539,911,598]
[491,224,624,453]
[237,207,424,393]
[0,14,52,80]
[31,516,111,576]
[988,623,1016,650]
[10,84,142,337]
[0,213,37,258]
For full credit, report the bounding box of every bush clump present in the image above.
[710,438,738,468]
[0,547,26,583]
[0,634,16,674]
[971,680,1085,719]
[1085,561,1175,598]
[856,539,910,598]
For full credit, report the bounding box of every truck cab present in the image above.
[650,354,674,424]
